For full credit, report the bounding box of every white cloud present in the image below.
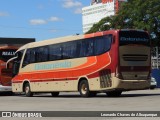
[48,17,63,22]
[30,17,63,25]
[0,12,9,17]
[74,8,82,14]
[62,0,82,8]
[30,19,47,25]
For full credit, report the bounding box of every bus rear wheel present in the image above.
[79,80,91,97]
[24,83,33,97]
[51,92,59,97]
[106,91,122,97]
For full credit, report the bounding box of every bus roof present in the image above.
[17,34,84,51]
[17,29,147,51]
[17,30,119,51]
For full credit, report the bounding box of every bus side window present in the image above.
[62,43,71,59]
[62,42,77,59]
[30,49,36,63]
[79,41,85,57]
[70,42,77,58]
[43,47,49,61]
[49,44,62,61]
[23,48,36,67]
[75,41,81,58]
[94,38,103,55]
[94,35,112,55]
[86,39,94,56]
[80,39,94,57]
[36,47,49,62]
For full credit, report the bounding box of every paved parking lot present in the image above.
[0,89,160,120]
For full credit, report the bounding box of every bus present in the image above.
[0,46,17,93]
[0,37,35,94]
[10,29,151,97]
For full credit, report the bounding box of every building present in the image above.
[0,37,35,63]
[82,0,127,33]
[0,37,35,47]
[152,47,160,69]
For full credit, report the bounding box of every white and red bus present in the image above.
[10,29,151,97]
[0,46,18,93]
[0,38,35,94]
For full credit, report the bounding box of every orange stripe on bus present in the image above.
[84,31,104,38]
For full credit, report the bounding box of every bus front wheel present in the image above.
[24,83,33,97]
[79,80,90,97]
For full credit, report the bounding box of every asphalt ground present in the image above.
[0,89,160,120]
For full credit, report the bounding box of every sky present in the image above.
[0,0,90,41]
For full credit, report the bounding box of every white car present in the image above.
[150,77,157,89]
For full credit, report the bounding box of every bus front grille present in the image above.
[123,54,148,61]
[100,69,112,88]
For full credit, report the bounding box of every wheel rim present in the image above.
[25,86,29,94]
[81,84,87,95]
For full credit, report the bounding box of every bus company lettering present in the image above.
[120,37,148,42]
[2,51,15,56]
[35,61,72,70]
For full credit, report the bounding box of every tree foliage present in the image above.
[86,0,160,46]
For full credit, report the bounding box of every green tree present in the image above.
[86,0,160,46]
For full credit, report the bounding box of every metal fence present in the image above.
[151,47,160,69]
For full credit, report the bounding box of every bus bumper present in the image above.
[113,78,150,90]
[0,85,12,92]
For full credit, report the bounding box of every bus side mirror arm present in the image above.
[6,61,10,69]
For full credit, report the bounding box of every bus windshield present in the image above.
[119,30,150,46]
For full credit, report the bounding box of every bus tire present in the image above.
[24,83,33,97]
[51,92,59,97]
[106,91,122,97]
[79,80,90,97]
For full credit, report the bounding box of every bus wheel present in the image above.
[51,92,59,97]
[24,83,33,97]
[79,80,90,97]
[106,91,122,97]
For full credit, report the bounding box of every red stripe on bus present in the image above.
[12,78,77,83]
